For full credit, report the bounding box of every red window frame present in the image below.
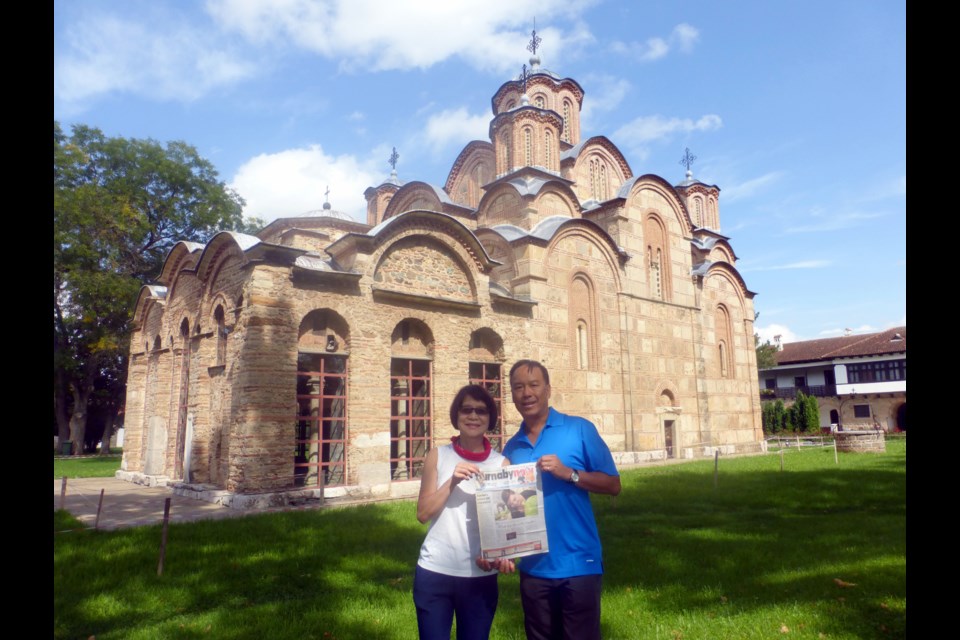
[390,358,432,481]
[295,353,348,488]
[469,362,505,451]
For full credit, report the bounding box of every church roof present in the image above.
[691,260,713,277]
[488,216,628,264]
[775,327,907,364]
[294,203,356,220]
[489,215,575,243]
[676,169,720,190]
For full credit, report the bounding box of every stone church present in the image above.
[120,45,763,507]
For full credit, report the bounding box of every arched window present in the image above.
[499,131,511,174]
[694,198,703,226]
[644,214,672,301]
[588,156,608,201]
[716,305,734,378]
[648,247,663,299]
[524,127,533,166]
[576,321,589,370]
[569,273,597,370]
[296,309,350,487]
[390,319,433,481]
[214,305,227,366]
[468,329,506,450]
[544,130,553,170]
[589,159,597,199]
[708,198,717,228]
[535,95,545,108]
[562,100,572,143]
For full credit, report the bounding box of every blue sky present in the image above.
[54,0,905,345]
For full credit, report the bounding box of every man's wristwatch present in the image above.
[569,469,581,484]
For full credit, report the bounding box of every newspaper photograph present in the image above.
[475,462,548,560]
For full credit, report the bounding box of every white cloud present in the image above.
[639,38,670,62]
[609,23,700,62]
[230,145,378,223]
[885,315,906,328]
[55,10,256,109]
[672,23,700,53]
[721,171,785,202]
[756,324,798,345]
[613,114,722,149]
[784,210,888,233]
[422,108,491,152]
[56,1,599,109]
[817,325,877,338]
[206,0,599,74]
[580,75,630,132]
[742,260,831,273]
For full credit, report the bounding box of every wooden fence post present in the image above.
[779,447,784,472]
[157,498,172,576]
[59,477,68,511]
[713,450,719,489]
[94,488,105,531]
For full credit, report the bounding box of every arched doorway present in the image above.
[896,403,907,432]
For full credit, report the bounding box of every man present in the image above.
[502,359,621,640]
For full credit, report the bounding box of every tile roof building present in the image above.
[120,42,764,507]
[759,327,906,432]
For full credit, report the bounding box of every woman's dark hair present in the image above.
[449,384,498,432]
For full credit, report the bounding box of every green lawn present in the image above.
[54,454,122,479]
[54,439,905,640]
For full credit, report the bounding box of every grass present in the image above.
[54,454,122,479]
[54,440,905,640]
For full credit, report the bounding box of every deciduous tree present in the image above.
[54,121,257,454]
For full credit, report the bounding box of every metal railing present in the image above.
[761,384,837,400]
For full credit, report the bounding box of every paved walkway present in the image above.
[54,476,263,531]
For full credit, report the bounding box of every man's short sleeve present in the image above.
[581,420,619,477]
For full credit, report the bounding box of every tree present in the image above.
[804,394,821,433]
[54,121,256,454]
[792,391,810,433]
[762,401,781,434]
[755,337,779,370]
[772,399,786,434]
[753,313,779,370]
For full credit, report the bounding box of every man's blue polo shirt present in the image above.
[502,407,619,578]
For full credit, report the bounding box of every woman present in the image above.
[414,384,509,640]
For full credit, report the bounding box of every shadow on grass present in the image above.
[55,502,429,639]
[55,444,905,640]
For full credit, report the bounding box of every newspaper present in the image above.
[476,462,548,560]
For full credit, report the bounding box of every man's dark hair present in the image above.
[449,384,499,432]
[509,359,550,386]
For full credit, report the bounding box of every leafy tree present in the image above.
[755,337,779,370]
[753,313,779,370]
[54,121,257,454]
[804,394,821,433]
[762,401,781,434]
[772,400,786,434]
[783,397,796,432]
